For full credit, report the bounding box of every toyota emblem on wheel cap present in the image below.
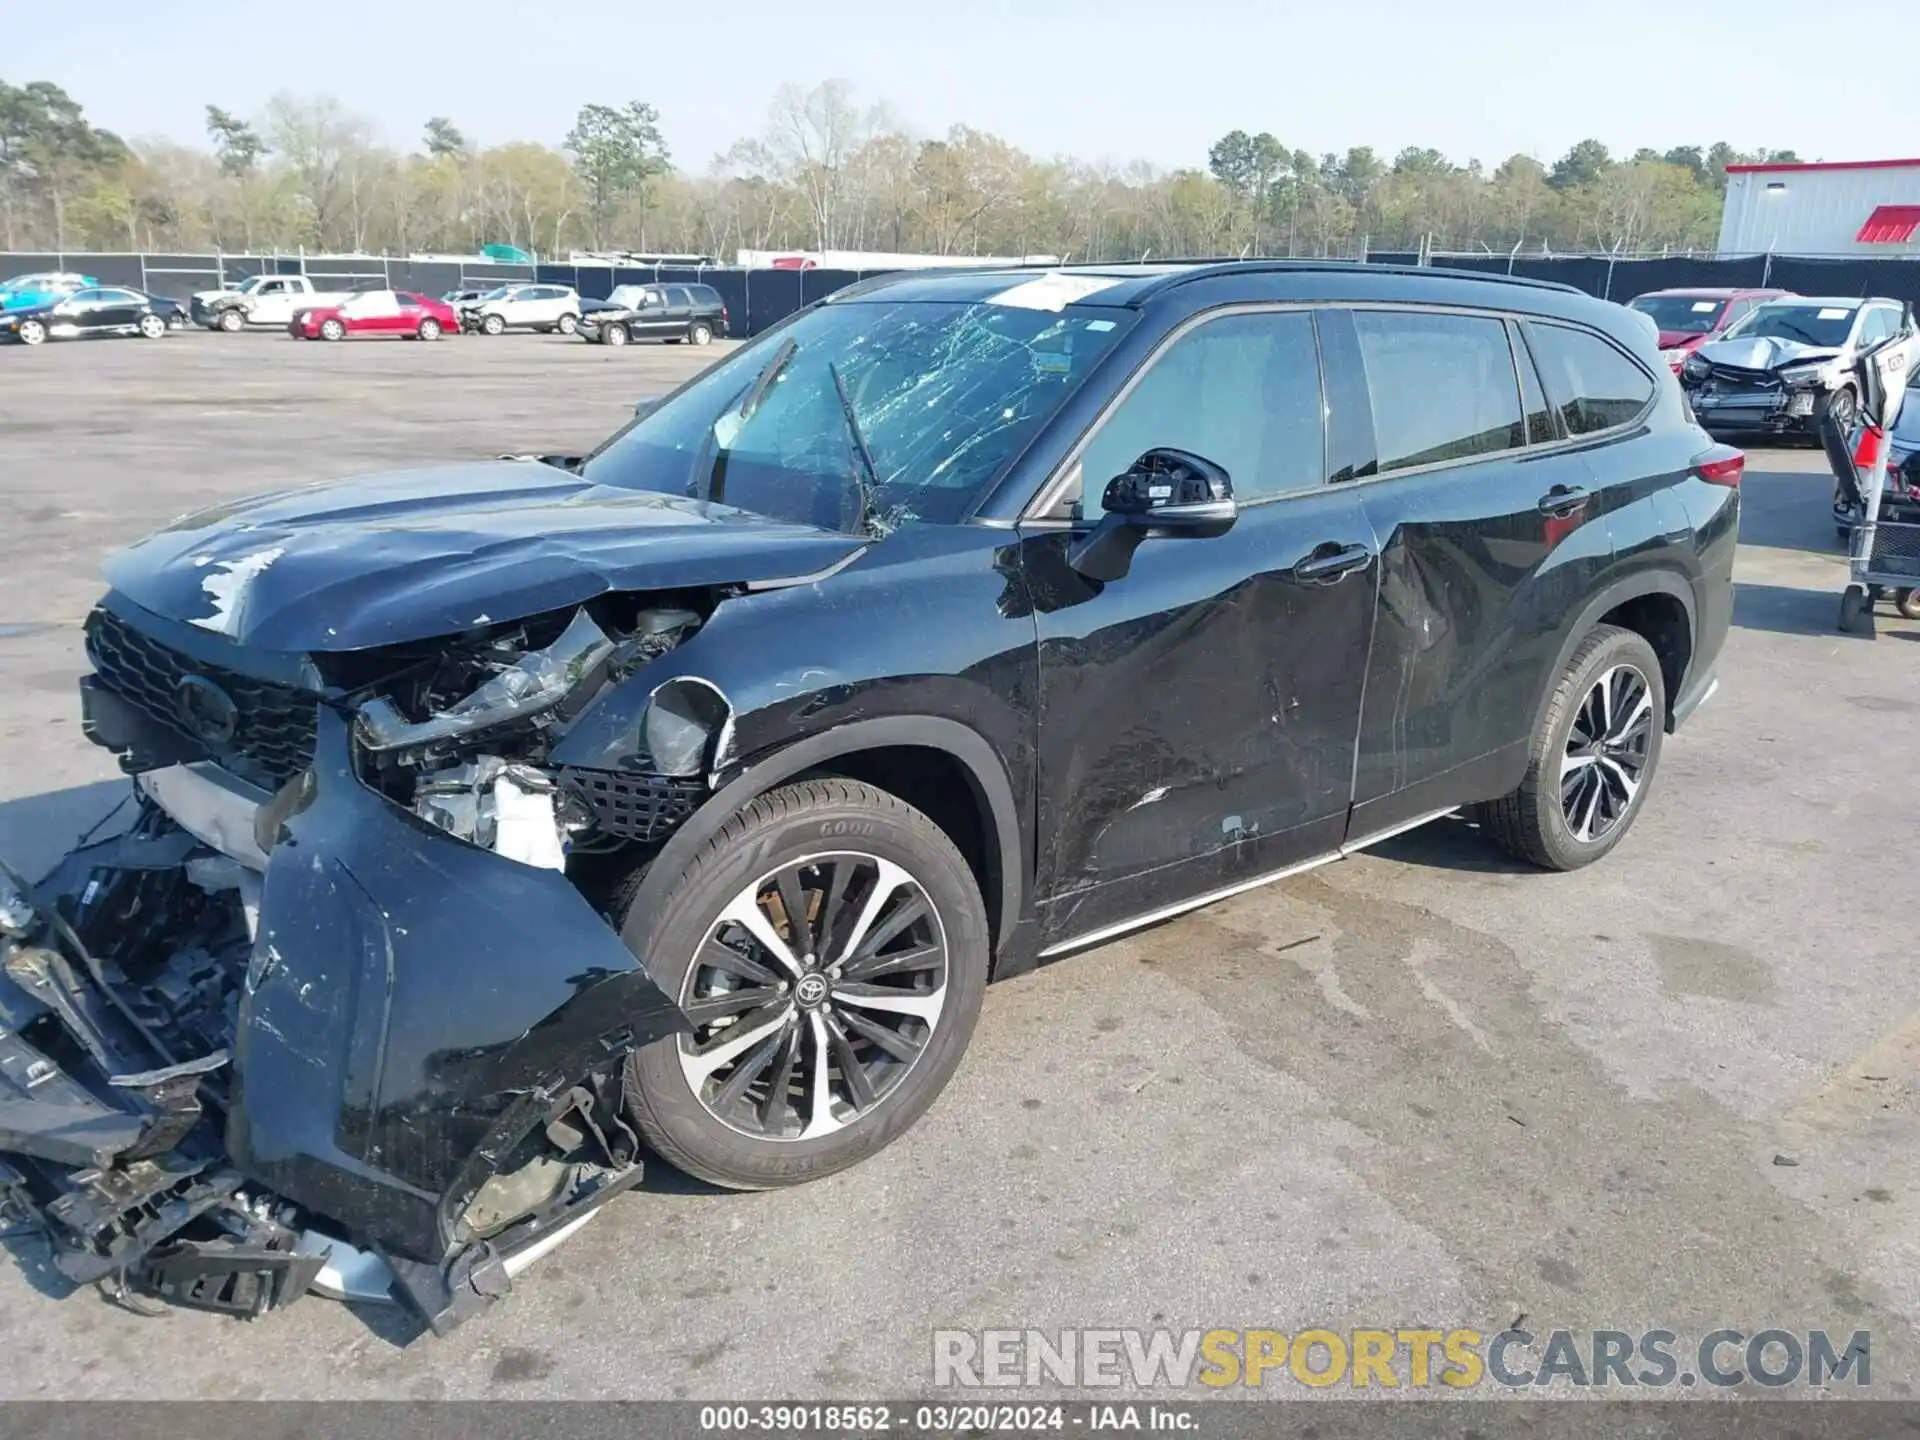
[175,674,239,746]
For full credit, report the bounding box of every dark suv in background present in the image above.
[1,261,1737,1330]
[578,281,729,347]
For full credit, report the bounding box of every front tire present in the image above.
[1820,385,1859,432]
[217,309,244,333]
[622,779,989,1190]
[603,322,629,347]
[1477,624,1665,871]
[481,313,506,336]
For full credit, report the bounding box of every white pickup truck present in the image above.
[191,274,358,331]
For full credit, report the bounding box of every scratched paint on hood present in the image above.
[190,545,285,635]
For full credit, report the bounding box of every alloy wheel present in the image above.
[677,852,949,1142]
[18,319,45,345]
[1560,663,1654,843]
[138,314,166,338]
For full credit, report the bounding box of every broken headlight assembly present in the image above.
[354,608,618,756]
[342,603,710,868]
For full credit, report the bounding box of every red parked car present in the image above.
[290,290,458,341]
[1625,287,1792,372]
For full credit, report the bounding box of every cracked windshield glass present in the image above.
[582,299,1133,533]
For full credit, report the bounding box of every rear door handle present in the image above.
[1537,484,1588,516]
[1291,541,1373,583]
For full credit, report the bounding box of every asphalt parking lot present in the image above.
[1,329,1917,1401]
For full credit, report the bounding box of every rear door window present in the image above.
[667,287,693,308]
[1526,323,1656,436]
[1350,310,1525,472]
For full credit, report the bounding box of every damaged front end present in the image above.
[1680,336,1846,436]
[0,590,735,1334]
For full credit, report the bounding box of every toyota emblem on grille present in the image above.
[175,674,239,746]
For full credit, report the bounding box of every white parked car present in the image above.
[461,283,582,336]
[191,274,358,331]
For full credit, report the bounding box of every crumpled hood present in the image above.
[104,461,866,652]
[1694,335,1841,373]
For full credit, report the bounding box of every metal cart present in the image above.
[1827,328,1920,636]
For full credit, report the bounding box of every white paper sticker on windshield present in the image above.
[1085,319,1117,331]
[1691,301,1718,313]
[987,273,1123,312]
[1818,307,1851,320]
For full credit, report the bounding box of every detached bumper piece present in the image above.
[0,708,691,1335]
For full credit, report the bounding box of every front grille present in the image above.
[559,766,704,842]
[84,607,318,788]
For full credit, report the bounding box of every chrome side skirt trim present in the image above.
[1037,806,1458,959]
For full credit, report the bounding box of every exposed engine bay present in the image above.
[0,591,738,1335]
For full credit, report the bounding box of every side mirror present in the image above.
[1067,448,1237,583]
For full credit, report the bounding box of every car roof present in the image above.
[1634,287,1778,299]
[1765,295,1867,308]
[824,259,1584,312]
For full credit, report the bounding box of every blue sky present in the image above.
[15,0,1919,170]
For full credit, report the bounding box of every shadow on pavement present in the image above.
[1366,810,1538,875]
[1736,463,1845,558]
[1733,580,1852,638]
[0,779,128,883]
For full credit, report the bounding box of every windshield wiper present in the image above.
[738,336,798,421]
[828,361,886,537]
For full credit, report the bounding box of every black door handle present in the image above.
[1537,484,1589,516]
[1291,541,1373,583]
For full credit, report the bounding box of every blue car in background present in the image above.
[0,272,98,311]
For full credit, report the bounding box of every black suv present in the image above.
[578,281,729,347]
[0,262,1737,1330]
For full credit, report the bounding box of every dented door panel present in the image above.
[1022,484,1377,950]
[1351,446,1613,819]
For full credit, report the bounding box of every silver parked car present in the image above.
[461,283,582,336]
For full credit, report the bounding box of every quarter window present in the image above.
[1077,311,1325,507]
[1351,310,1525,471]
[1527,323,1656,435]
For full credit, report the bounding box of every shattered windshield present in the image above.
[580,298,1133,534]
[1722,303,1856,348]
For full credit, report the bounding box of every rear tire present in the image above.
[417,317,442,341]
[688,321,713,347]
[1896,588,1920,621]
[557,312,579,335]
[319,317,345,342]
[137,313,167,339]
[17,318,46,346]
[621,778,989,1191]
[1477,624,1665,871]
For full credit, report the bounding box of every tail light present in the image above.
[1693,446,1744,488]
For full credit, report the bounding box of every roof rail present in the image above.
[1116,258,1584,299]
